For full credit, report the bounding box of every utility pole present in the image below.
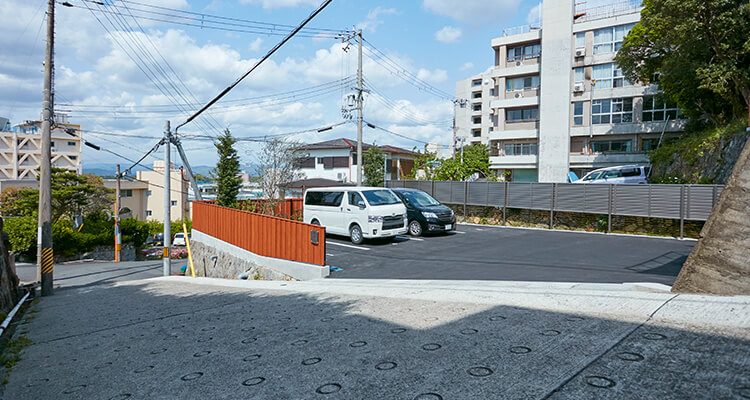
[163,121,171,277]
[114,164,121,262]
[356,29,363,185]
[38,0,55,296]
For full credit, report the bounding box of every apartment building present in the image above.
[103,178,150,221]
[455,0,684,182]
[136,161,190,222]
[0,114,82,181]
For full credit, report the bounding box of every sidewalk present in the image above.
[3,277,749,399]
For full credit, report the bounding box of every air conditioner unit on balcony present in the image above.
[575,48,586,57]
[573,82,585,92]
[514,92,523,98]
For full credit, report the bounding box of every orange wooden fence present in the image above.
[192,201,325,266]
[237,198,303,219]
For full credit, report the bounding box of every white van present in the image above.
[574,165,650,184]
[303,187,408,244]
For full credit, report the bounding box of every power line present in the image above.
[175,0,334,133]
[363,120,451,148]
[363,78,453,127]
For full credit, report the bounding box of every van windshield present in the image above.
[582,171,603,181]
[401,191,440,207]
[362,190,401,206]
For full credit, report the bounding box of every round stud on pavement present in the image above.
[316,383,342,394]
[585,376,616,388]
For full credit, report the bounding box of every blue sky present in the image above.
[0,0,545,170]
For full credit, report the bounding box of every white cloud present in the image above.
[356,7,397,33]
[248,37,264,52]
[423,0,521,25]
[527,2,543,24]
[416,68,448,83]
[435,26,462,43]
[459,62,474,71]
[239,0,320,9]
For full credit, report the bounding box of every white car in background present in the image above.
[575,165,650,184]
[173,232,190,246]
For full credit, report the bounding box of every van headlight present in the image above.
[368,215,383,223]
[422,211,438,219]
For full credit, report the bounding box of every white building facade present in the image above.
[455,0,685,182]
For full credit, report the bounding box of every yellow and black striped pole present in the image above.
[38,0,54,297]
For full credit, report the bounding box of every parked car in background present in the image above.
[574,165,650,184]
[303,187,408,244]
[391,188,456,236]
[173,232,191,246]
[145,233,163,247]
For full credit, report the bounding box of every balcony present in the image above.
[491,63,540,79]
[491,94,539,110]
[569,152,649,167]
[489,128,538,141]
[489,154,538,168]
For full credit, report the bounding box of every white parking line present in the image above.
[408,237,424,241]
[454,231,466,234]
[327,242,371,250]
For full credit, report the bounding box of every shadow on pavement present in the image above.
[4,280,748,399]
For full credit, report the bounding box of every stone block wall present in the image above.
[189,238,293,281]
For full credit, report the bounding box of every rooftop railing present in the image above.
[574,0,642,23]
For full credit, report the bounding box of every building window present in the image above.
[574,67,584,83]
[505,75,540,92]
[471,79,482,87]
[507,43,541,61]
[506,107,539,122]
[489,88,495,96]
[592,63,630,89]
[472,91,482,99]
[591,140,632,152]
[472,116,481,124]
[69,156,77,160]
[171,200,177,206]
[472,129,481,137]
[504,142,538,156]
[122,189,133,198]
[51,141,55,148]
[316,157,324,164]
[146,190,152,196]
[593,23,635,54]
[146,210,152,216]
[575,32,585,50]
[472,104,482,112]
[592,98,633,124]
[642,138,660,151]
[67,141,76,146]
[573,102,584,126]
[642,96,683,121]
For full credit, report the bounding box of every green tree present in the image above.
[213,128,241,208]
[363,146,386,187]
[406,145,442,180]
[615,0,749,124]
[0,168,113,223]
[434,144,493,181]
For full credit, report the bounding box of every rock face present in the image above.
[672,135,750,295]
[0,217,20,314]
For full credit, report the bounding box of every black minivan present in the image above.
[391,188,456,236]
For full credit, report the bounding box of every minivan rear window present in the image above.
[305,191,344,207]
[362,190,401,206]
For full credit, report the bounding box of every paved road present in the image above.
[4,277,748,399]
[15,259,185,288]
[326,224,695,285]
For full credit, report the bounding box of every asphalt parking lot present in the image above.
[325,224,695,285]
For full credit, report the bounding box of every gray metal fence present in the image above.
[387,181,724,238]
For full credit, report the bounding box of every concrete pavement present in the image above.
[3,275,748,399]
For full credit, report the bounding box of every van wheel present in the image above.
[311,219,320,225]
[408,220,423,237]
[349,224,364,245]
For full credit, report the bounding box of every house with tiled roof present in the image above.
[297,138,417,184]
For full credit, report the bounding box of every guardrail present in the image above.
[387,181,724,238]
[192,201,325,266]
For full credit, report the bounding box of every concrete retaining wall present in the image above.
[190,230,329,281]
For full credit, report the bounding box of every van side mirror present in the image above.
[357,201,365,209]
